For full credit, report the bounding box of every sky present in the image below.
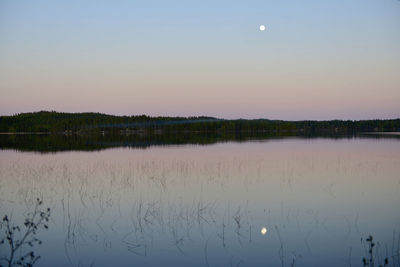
[0,0,399,120]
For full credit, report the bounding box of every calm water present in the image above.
[1,137,400,266]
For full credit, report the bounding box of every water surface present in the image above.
[0,137,399,266]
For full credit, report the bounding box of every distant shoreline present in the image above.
[360,132,400,135]
[1,131,400,135]
[1,111,399,134]
[0,132,51,135]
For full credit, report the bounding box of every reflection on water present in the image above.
[1,132,399,153]
[0,137,400,266]
[261,227,267,235]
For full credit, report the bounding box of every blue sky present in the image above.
[1,0,399,119]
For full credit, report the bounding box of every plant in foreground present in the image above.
[362,235,389,267]
[0,199,50,267]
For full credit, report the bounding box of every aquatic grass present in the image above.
[362,235,389,267]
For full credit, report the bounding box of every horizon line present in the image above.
[1,110,399,122]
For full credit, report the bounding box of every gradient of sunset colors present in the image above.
[0,0,399,120]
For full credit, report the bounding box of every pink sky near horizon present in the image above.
[1,0,399,120]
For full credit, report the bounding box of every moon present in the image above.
[259,25,266,31]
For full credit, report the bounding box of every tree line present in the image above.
[0,111,399,134]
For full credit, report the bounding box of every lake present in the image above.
[0,135,399,266]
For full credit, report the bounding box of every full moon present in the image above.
[259,25,266,31]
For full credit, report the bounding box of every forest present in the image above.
[0,111,399,134]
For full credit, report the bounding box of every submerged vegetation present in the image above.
[0,111,399,134]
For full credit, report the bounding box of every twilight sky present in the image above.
[0,0,399,120]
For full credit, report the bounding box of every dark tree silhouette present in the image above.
[0,111,399,134]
